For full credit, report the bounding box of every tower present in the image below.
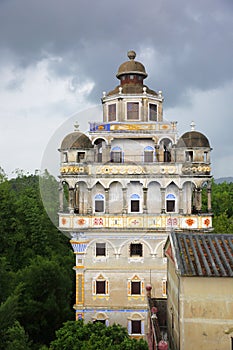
[58,51,212,339]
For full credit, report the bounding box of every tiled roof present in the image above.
[169,232,233,277]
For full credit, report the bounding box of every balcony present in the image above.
[58,212,212,232]
[60,162,211,176]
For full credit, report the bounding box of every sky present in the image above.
[0,0,233,179]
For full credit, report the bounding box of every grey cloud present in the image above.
[0,0,233,177]
[0,0,232,107]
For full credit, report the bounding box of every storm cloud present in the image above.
[0,0,232,177]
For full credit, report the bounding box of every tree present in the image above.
[16,256,73,346]
[202,180,233,233]
[0,169,74,348]
[49,321,149,350]
[4,321,31,350]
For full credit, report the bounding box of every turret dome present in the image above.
[116,50,148,79]
[177,131,210,148]
[60,131,93,150]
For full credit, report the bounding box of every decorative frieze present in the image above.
[59,214,212,231]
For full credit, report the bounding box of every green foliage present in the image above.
[0,170,74,349]
[4,321,31,350]
[49,321,149,350]
[202,180,233,233]
[16,256,73,345]
[211,180,233,218]
[0,168,232,349]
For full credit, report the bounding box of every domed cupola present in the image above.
[177,131,210,148]
[107,50,158,96]
[60,123,93,150]
[116,50,148,83]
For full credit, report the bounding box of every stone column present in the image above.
[87,188,92,214]
[179,188,183,214]
[105,188,109,214]
[160,188,166,213]
[207,182,212,213]
[69,188,74,213]
[196,188,202,212]
[75,185,79,213]
[143,187,148,213]
[59,182,64,212]
[122,187,127,214]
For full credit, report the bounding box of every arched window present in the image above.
[166,193,175,212]
[130,194,140,212]
[111,146,123,163]
[144,146,154,163]
[95,194,104,213]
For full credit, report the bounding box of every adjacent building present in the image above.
[165,232,233,350]
[58,51,213,339]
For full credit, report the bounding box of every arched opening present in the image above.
[111,146,123,163]
[166,194,176,212]
[182,181,195,214]
[94,194,105,213]
[144,146,154,163]
[147,181,161,213]
[130,194,140,212]
[109,181,123,214]
[159,138,172,162]
[94,138,106,163]
[165,182,179,213]
[74,181,88,214]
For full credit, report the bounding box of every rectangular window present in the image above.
[166,200,175,212]
[96,243,106,256]
[130,243,143,257]
[204,151,208,162]
[131,200,139,212]
[185,151,193,162]
[95,200,104,212]
[127,102,139,120]
[108,104,116,122]
[77,152,85,162]
[131,320,141,334]
[131,281,141,295]
[63,152,68,163]
[149,104,157,121]
[96,281,106,294]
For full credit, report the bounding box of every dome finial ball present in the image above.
[127,50,136,60]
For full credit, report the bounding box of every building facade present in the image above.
[58,51,212,339]
[165,232,233,350]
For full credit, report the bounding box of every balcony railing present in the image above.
[59,162,211,176]
[58,212,212,231]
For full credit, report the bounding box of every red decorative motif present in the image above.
[93,218,103,225]
[167,218,178,226]
[61,217,67,225]
[204,218,210,227]
[186,218,194,227]
[77,218,86,225]
[131,219,139,225]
